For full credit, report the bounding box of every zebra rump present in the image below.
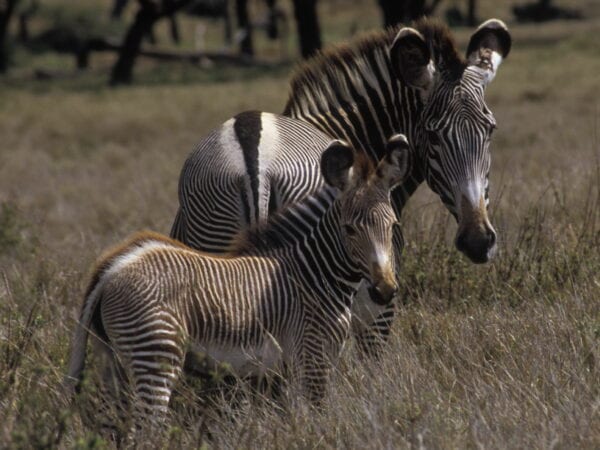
[172,111,332,253]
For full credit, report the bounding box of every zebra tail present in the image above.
[63,268,107,398]
[63,231,182,398]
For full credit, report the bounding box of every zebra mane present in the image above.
[284,18,465,114]
[229,150,375,255]
[411,17,467,79]
[228,186,339,255]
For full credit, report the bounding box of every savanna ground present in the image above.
[0,0,599,448]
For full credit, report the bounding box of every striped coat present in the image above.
[66,137,410,437]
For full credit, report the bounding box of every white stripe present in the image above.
[100,241,176,283]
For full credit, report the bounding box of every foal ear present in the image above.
[321,140,355,191]
[390,27,436,92]
[377,134,411,189]
[466,19,511,85]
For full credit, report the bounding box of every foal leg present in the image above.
[129,345,185,431]
[295,335,335,404]
[106,319,187,442]
[353,303,396,360]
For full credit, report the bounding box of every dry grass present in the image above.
[0,2,599,448]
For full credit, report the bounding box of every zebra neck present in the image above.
[289,100,426,217]
[292,200,363,297]
[236,187,362,298]
[284,53,428,217]
[236,186,336,256]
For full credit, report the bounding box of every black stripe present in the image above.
[234,111,262,225]
[268,180,278,215]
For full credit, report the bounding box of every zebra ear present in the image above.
[377,134,411,189]
[321,140,355,191]
[390,28,436,92]
[466,19,511,85]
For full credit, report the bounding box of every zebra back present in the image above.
[172,111,332,252]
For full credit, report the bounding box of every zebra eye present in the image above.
[343,225,358,237]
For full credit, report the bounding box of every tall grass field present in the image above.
[0,1,598,448]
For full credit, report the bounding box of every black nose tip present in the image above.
[368,284,397,305]
[455,228,497,264]
[456,231,468,254]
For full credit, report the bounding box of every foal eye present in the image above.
[343,225,358,237]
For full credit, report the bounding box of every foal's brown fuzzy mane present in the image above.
[285,18,465,109]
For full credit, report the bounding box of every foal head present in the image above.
[321,134,411,304]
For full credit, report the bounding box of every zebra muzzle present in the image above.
[456,194,497,263]
[367,281,398,305]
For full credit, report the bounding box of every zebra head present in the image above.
[321,135,411,305]
[391,19,511,263]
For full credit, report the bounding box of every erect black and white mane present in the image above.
[285,18,466,111]
[283,19,468,162]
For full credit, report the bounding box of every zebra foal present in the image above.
[66,135,410,434]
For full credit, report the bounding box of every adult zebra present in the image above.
[172,17,512,355]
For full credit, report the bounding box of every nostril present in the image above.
[368,284,395,305]
[487,229,497,247]
[456,232,467,251]
[382,284,398,303]
[368,285,384,305]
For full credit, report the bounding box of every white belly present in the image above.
[190,339,283,378]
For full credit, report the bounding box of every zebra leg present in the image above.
[297,347,330,404]
[129,350,184,433]
[104,321,187,439]
[353,303,396,359]
[295,325,344,404]
[100,357,131,443]
[99,357,133,443]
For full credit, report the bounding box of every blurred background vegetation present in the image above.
[0,0,598,448]
[0,0,596,85]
